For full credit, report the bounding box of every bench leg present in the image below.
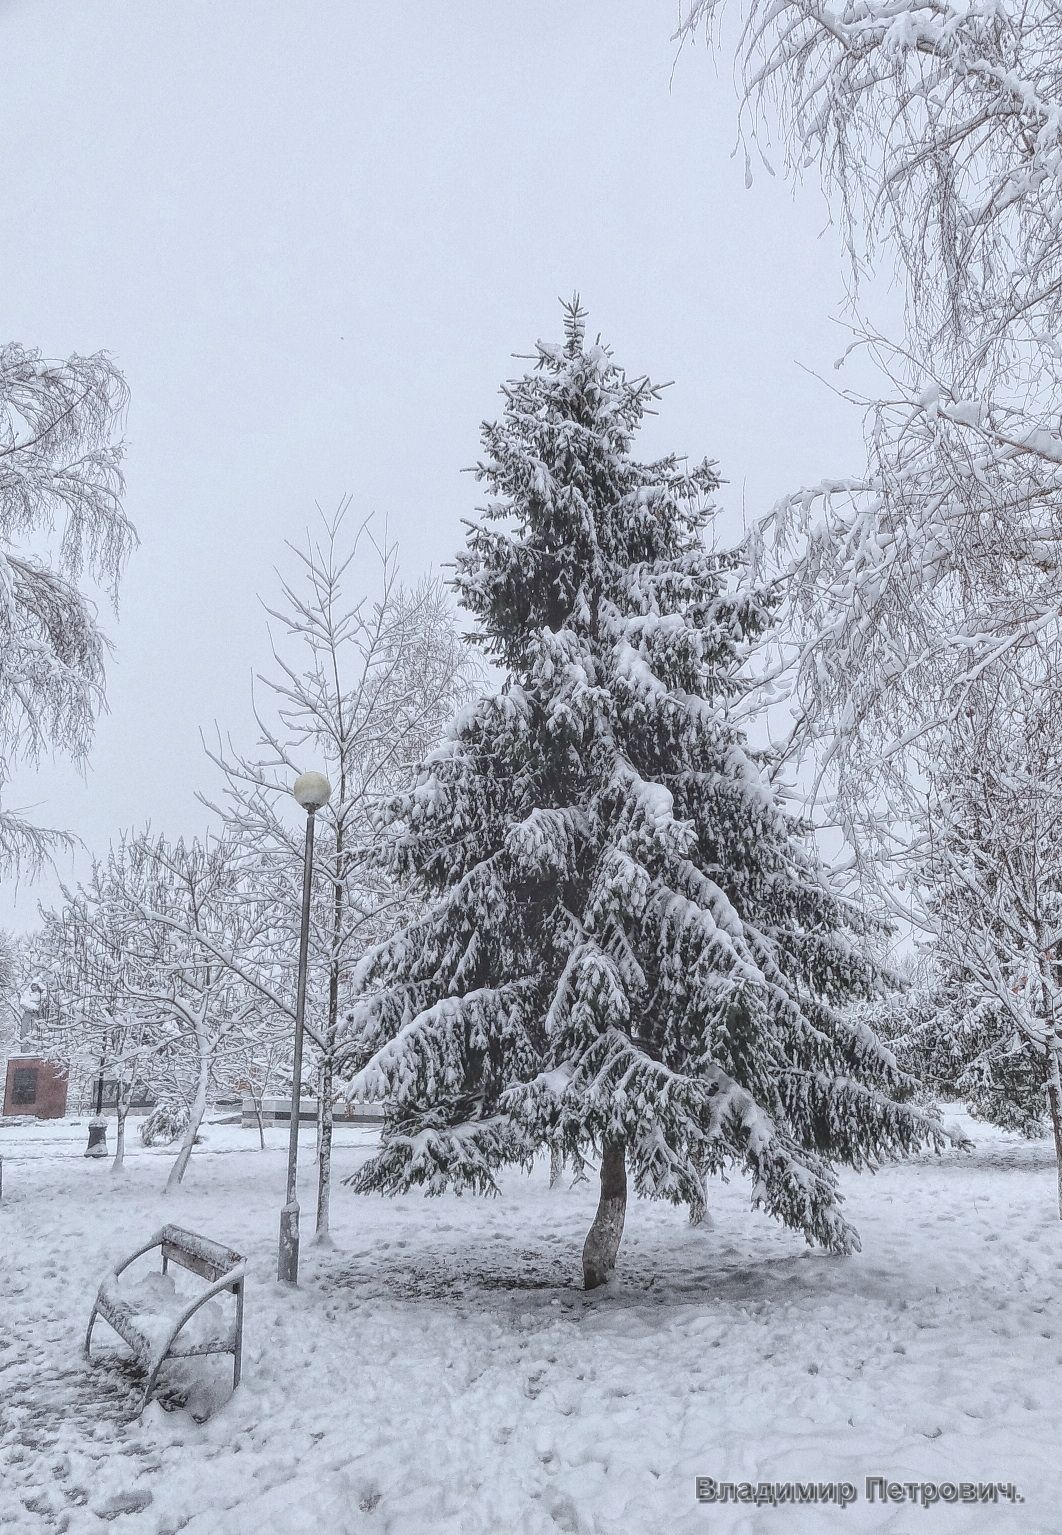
[84,1307,98,1360]
[141,1357,163,1415]
[233,1280,244,1391]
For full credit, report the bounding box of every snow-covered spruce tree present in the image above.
[864,964,1046,1139]
[342,303,938,1289]
[920,996,1046,1138]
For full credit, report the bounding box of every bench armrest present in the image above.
[109,1228,168,1282]
[156,1258,248,1361]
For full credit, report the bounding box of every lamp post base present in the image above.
[84,1117,109,1158]
[278,1200,300,1285]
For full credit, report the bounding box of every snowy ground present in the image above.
[1,1112,1059,1534]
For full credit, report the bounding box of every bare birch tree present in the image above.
[0,343,134,874]
[666,3,1062,1219]
[676,0,1062,794]
[36,844,166,1172]
[117,833,271,1192]
[916,682,1062,1210]
[205,506,475,1241]
[674,0,1062,912]
[44,831,267,1187]
[679,0,1062,360]
[0,928,21,1063]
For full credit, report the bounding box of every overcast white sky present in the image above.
[2,0,891,930]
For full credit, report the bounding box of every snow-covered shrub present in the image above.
[140,1099,190,1147]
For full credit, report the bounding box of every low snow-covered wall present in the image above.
[240,1095,387,1128]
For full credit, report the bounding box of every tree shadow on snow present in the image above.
[319,1237,896,1318]
[914,1137,1056,1173]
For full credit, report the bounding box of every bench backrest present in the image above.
[159,1223,243,1285]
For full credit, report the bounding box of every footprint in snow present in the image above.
[94,1487,154,1519]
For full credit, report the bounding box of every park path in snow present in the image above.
[1,1112,1059,1534]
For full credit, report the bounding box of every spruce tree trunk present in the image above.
[549,1144,563,1189]
[582,1139,627,1290]
[689,1171,708,1227]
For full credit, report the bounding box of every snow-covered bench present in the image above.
[84,1224,246,1414]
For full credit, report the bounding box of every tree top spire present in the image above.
[561,294,587,357]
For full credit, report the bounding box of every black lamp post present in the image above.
[277,769,331,1285]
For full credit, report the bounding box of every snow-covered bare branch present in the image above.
[0,343,134,874]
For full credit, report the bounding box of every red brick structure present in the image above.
[3,1056,69,1118]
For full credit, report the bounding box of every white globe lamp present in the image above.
[293,771,332,812]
